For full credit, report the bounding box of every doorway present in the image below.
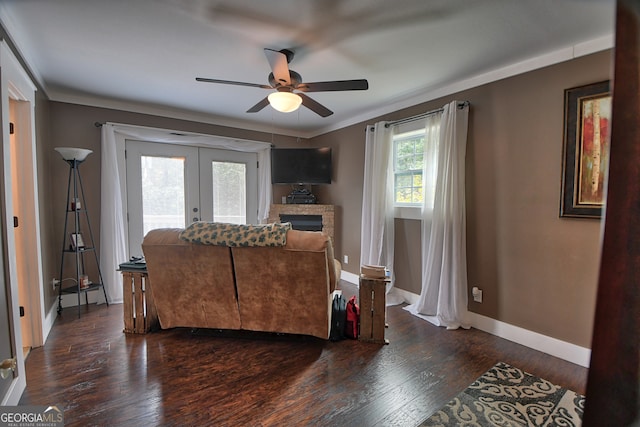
[125,140,258,257]
[9,98,44,354]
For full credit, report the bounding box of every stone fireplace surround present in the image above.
[268,204,335,243]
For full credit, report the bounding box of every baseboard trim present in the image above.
[59,290,102,308]
[43,301,58,344]
[468,312,591,368]
[392,287,420,305]
[341,270,360,285]
[1,375,25,406]
[341,277,593,368]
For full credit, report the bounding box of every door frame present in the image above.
[0,41,43,405]
[125,140,258,258]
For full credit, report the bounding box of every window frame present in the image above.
[391,119,441,220]
[392,125,425,220]
[393,129,425,206]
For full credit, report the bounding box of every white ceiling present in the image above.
[0,0,615,138]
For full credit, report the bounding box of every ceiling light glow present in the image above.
[268,91,302,113]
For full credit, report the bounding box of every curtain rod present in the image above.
[94,121,104,128]
[384,100,469,128]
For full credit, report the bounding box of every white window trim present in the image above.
[392,122,427,219]
[395,205,422,220]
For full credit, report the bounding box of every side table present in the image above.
[359,276,389,344]
[120,267,159,334]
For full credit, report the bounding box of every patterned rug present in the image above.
[419,362,585,426]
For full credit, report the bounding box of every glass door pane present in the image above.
[212,161,246,224]
[141,155,186,234]
[126,141,199,258]
[199,148,257,225]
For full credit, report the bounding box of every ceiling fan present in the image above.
[196,48,368,117]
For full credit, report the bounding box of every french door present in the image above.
[126,140,257,257]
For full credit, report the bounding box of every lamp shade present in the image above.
[268,91,302,113]
[54,147,93,162]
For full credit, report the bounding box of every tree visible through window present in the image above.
[394,130,425,205]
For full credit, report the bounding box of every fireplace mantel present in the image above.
[268,204,335,243]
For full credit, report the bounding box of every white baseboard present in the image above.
[42,301,58,344]
[59,290,103,308]
[342,278,593,368]
[340,270,360,285]
[468,312,591,368]
[392,288,420,305]
[1,376,25,406]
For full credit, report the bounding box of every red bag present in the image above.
[345,295,360,339]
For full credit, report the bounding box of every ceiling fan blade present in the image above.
[264,48,291,87]
[246,97,270,113]
[196,77,271,89]
[296,79,369,92]
[298,93,333,117]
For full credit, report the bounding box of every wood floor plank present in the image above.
[20,281,587,426]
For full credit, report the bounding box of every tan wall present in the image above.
[309,50,611,348]
[303,127,366,264]
[35,91,56,309]
[463,54,607,347]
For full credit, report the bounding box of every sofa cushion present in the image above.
[284,229,328,251]
[179,222,291,247]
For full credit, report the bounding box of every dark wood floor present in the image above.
[20,281,588,426]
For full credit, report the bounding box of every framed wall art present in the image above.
[560,80,611,218]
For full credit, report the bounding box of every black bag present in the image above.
[330,294,347,341]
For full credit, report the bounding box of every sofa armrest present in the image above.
[332,259,342,291]
[284,229,340,291]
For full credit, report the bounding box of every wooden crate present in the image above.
[121,271,158,334]
[358,276,389,344]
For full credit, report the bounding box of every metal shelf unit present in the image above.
[57,157,108,317]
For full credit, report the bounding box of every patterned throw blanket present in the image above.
[420,362,585,426]
[179,222,291,247]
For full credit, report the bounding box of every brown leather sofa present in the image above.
[141,227,341,339]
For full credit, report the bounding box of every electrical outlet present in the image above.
[51,278,60,290]
[343,255,349,264]
[472,286,483,303]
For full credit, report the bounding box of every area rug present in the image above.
[419,362,585,426]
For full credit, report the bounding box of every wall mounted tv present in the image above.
[271,147,332,184]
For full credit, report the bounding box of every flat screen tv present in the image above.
[271,147,332,184]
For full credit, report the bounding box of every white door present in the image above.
[126,140,257,257]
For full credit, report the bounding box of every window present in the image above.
[140,155,187,235]
[393,129,425,206]
[211,161,246,224]
[392,119,440,219]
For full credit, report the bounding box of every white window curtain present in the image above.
[100,122,272,304]
[360,122,403,305]
[405,100,470,329]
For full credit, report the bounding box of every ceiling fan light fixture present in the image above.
[268,91,302,113]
